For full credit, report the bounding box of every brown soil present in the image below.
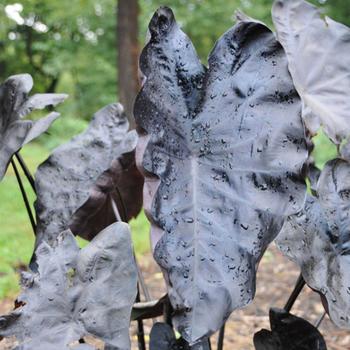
[1,245,349,349]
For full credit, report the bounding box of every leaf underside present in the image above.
[276,159,350,329]
[135,6,307,343]
[272,0,350,144]
[0,222,137,350]
[254,308,327,350]
[34,103,143,248]
[0,74,67,180]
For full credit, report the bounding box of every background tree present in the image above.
[117,0,139,129]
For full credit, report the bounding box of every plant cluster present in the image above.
[0,0,350,349]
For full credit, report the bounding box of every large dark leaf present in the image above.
[272,0,350,144]
[276,159,350,329]
[34,103,143,246]
[0,222,137,350]
[0,74,67,180]
[135,6,308,343]
[254,308,327,350]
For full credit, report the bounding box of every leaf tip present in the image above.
[4,73,33,94]
[149,6,176,37]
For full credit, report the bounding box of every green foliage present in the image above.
[0,0,117,120]
[312,130,338,169]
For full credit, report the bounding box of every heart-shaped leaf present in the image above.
[34,103,143,247]
[0,74,67,180]
[0,222,137,350]
[254,308,327,350]
[272,0,350,144]
[276,159,350,329]
[135,6,308,343]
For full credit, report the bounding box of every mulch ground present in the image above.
[1,244,349,349]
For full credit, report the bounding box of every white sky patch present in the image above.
[84,31,97,44]
[5,3,48,33]
[8,31,17,40]
[5,3,25,25]
[94,3,103,17]
[33,21,48,33]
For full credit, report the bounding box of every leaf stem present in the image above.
[110,197,152,303]
[110,197,122,221]
[217,323,225,350]
[114,186,128,222]
[11,159,36,235]
[284,273,306,312]
[15,152,36,193]
[315,311,326,329]
[136,287,146,350]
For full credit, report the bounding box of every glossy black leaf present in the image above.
[254,308,327,350]
[149,323,210,350]
[150,323,178,350]
[272,0,350,144]
[135,6,308,343]
[0,74,67,180]
[0,222,137,350]
[277,159,350,329]
[34,103,143,246]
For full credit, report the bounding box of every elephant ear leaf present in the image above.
[34,103,143,247]
[135,6,307,344]
[276,159,350,329]
[254,308,327,350]
[272,0,350,144]
[0,74,67,180]
[0,222,137,350]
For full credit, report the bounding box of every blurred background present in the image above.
[0,0,345,304]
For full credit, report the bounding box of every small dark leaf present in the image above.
[272,0,350,144]
[34,103,143,246]
[0,74,67,180]
[277,159,350,328]
[150,323,177,350]
[254,308,327,350]
[135,6,307,343]
[149,323,209,350]
[0,222,137,349]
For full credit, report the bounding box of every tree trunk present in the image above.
[117,0,140,129]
